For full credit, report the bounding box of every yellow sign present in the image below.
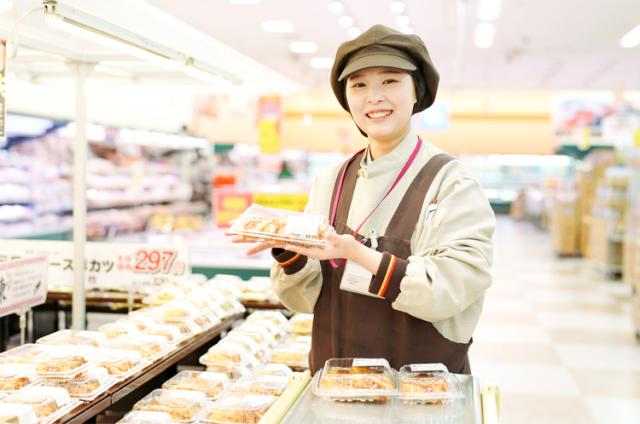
[259,119,280,153]
[580,127,591,150]
[634,129,640,148]
[253,193,309,212]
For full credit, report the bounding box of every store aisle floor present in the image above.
[470,216,640,424]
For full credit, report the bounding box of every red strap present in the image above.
[329,137,423,269]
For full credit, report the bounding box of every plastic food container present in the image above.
[36,330,107,347]
[398,363,465,405]
[314,358,397,403]
[199,394,276,424]
[0,402,38,424]
[98,322,141,340]
[162,371,229,400]
[39,366,114,401]
[33,346,94,378]
[256,363,293,378]
[96,349,145,378]
[231,324,276,348]
[228,204,333,248]
[120,315,158,332]
[230,375,290,397]
[288,313,313,335]
[220,334,265,360]
[142,286,187,306]
[133,389,206,423]
[3,386,73,418]
[201,363,252,382]
[0,344,44,365]
[270,345,309,371]
[199,343,254,368]
[105,335,168,360]
[141,323,183,344]
[116,410,173,424]
[246,311,288,328]
[0,364,34,394]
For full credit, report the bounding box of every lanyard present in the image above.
[329,136,423,268]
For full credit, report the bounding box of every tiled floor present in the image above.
[470,216,640,423]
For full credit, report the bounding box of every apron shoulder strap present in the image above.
[328,150,366,232]
[385,153,455,239]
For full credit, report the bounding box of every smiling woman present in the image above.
[237,24,496,376]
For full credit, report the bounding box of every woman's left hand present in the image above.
[282,231,358,261]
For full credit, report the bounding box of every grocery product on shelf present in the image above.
[32,346,95,379]
[227,204,333,248]
[0,344,45,365]
[116,411,173,424]
[162,371,229,400]
[105,335,169,360]
[95,349,146,378]
[0,402,38,424]
[288,313,313,336]
[269,344,310,372]
[314,358,397,403]
[397,363,464,405]
[132,389,206,422]
[199,394,277,424]
[36,330,107,348]
[230,374,290,397]
[0,364,34,394]
[38,366,114,401]
[1,386,77,419]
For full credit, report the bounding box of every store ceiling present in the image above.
[146,0,640,91]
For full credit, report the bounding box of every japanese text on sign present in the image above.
[0,256,48,318]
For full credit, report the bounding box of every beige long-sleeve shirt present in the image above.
[270,131,495,343]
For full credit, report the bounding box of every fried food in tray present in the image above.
[35,330,107,348]
[105,335,168,360]
[39,367,112,400]
[133,389,206,423]
[0,403,38,424]
[116,411,173,424]
[32,346,94,378]
[0,365,34,393]
[3,386,72,418]
[398,363,464,405]
[162,371,229,400]
[96,349,144,377]
[315,358,397,403]
[288,313,313,336]
[269,344,309,371]
[229,374,290,397]
[200,394,276,424]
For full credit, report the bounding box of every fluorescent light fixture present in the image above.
[396,15,410,27]
[477,0,502,21]
[262,20,294,33]
[184,58,233,86]
[0,0,13,12]
[310,57,334,69]
[401,26,414,35]
[620,24,640,48]
[228,0,261,5]
[474,21,495,48]
[289,41,318,54]
[390,1,405,14]
[43,1,183,67]
[339,15,354,28]
[94,64,131,78]
[328,1,344,14]
[348,27,362,38]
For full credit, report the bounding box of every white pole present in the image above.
[69,61,95,331]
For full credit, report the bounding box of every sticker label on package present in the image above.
[285,215,321,236]
[352,358,388,368]
[409,363,448,373]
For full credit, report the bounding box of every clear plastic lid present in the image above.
[0,364,34,393]
[133,389,206,423]
[0,344,44,365]
[246,311,288,328]
[231,325,277,348]
[290,335,312,346]
[116,410,173,424]
[314,358,397,403]
[398,363,465,403]
[200,343,253,367]
[288,313,313,335]
[162,371,229,400]
[270,345,309,370]
[121,316,158,332]
[201,363,252,382]
[205,283,243,301]
[199,394,276,424]
[98,322,141,340]
[33,346,95,378]
[95,349,144,377]
[142,286,187,306]
[256,363,293,378]
[141,323,183,343]
[156,301,199,322]
[209,274,243,284]
[219,334,264,359]
[241,319,283,339]
[38,366,113,401]
[0,402,38,424]
[4,386,72,418]
[36,330,107,347]
[230,375,290,397]
[105,335,168,360]
[228,204,332,248]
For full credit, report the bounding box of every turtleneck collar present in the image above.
[358,131,420,179]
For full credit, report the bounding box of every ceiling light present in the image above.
[228,0,262,5]
[347,27,362,38]
[94,64,131,78]
[339,15,353,28]
[396,15,410,27]
[310,57,334,69]
[328,1,344,14]
[184,59,233,86]
[261,20,294,33]
[401,27,414,35]
[390,1,405,14]
[474,21,495,48]
[0,0,13,11]
[477,0,502,21]
[620,24,640,48]
[43,1,183,67]
[289,41,318,54]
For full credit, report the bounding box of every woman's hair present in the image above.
[411,71,427,114]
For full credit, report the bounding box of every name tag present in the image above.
[340,260,383,299]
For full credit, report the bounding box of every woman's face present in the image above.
[345,66,416,143]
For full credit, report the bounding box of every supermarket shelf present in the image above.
[56,313,243,424]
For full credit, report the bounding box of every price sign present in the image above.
[213,191,253,228]
[0,256,48,318]
[258,119,281,154]
[0,240,190,291]
[253,193,309,212]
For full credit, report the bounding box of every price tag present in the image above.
[352,358,389,368]
[0,256,48,318]
[409,363,448,373]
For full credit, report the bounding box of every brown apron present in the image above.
[309,151,472,375]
